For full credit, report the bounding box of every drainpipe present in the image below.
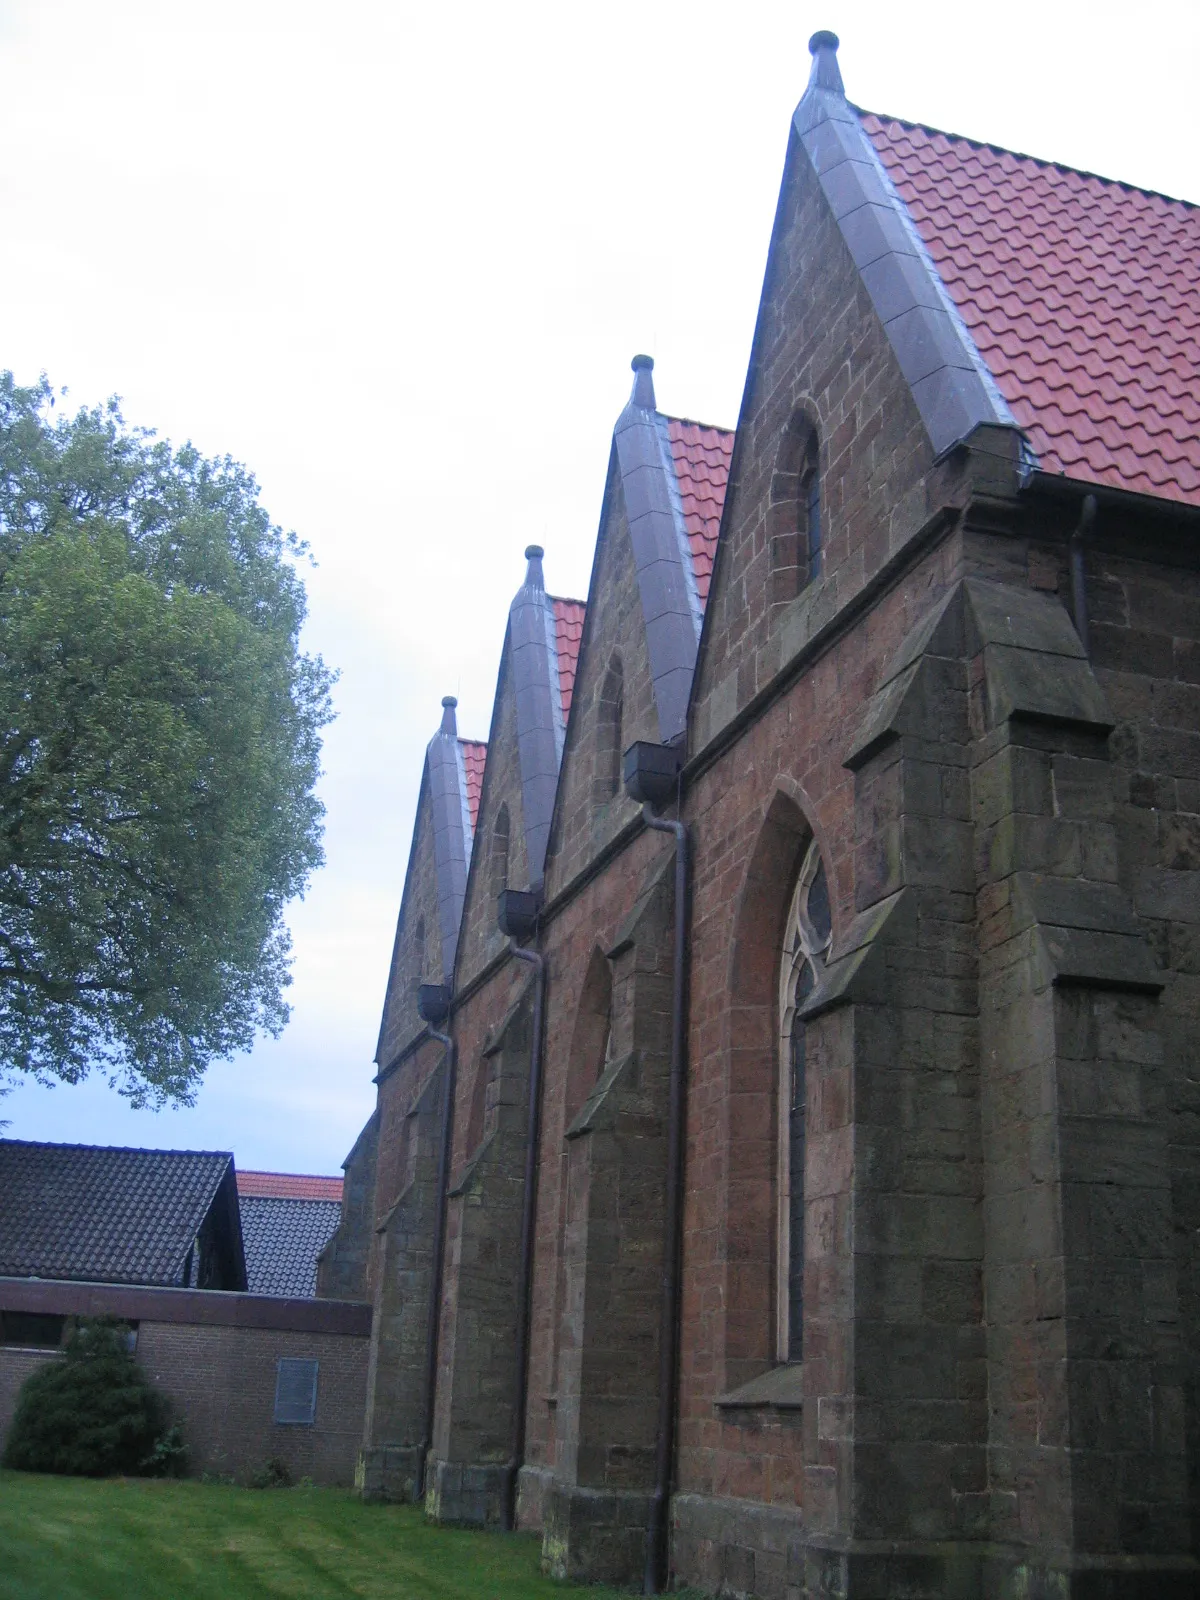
[416,990,457,1503]
[1069,492,1098,656]
[502,937,546,1532]
[639,799,689,1596]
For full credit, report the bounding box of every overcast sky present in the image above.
[0,0,1196,1173]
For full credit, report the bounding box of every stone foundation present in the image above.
[423,1457,506,1526]
[542,1481,653,1588]
[356,1444,422,1503]
[672,1494,805,1600]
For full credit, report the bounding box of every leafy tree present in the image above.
[0,372,334,1105]
[3,1317,183,1477]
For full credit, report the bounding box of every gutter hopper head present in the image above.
[630,353,656,410]
[417,983,452,1027]
[807,30,843,93]
[623,740,683,809]
[497,887,542,943]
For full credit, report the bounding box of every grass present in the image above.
[0,1471,637,1600]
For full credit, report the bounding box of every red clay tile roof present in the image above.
[236,1170,344,1202]
[863,113,1200,506]
[665,419,735,605]
[460,739,487,830]
[550,597,586,720]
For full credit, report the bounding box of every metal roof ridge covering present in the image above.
[427,695,473,980]
[509,544,566,888]
[793,31,1025,459]
[613,354,703,744]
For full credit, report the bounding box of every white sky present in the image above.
[1,0,1196,1173]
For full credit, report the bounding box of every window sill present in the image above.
[714,1364,804,1412]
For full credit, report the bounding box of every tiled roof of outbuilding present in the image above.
[236,1170,343,1201]
[460,739,487,829]
[664,418,734,606]
[550,596,586,719]
[238,1194,342,1298]
[863,113,1200,505]
[0,1139,233,1287]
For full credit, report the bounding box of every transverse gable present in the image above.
[690,44,940,752]
[375,702,483,1073]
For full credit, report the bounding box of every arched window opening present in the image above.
[593,655,624,810]
[770,415,822,606]
[777,839,832,1363]
[466,1054,491,1158]
[413,916,426,983]
[491,804,511,908]
[804,433,822,580]
[565,948,612,1130]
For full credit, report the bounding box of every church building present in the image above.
[319,32,1200,1598]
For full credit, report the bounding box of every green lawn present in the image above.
[0,1472,635,1600]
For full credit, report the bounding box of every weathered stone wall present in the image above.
[531,833,677,1586]
[316,1111,378,1303]
[545,484,660,899]
[455,659,530,988]
[359,1036,445,1502]
[349,83,1200,1600]
[692,127,935,755]
[376,770,444,1074]
[425,962,531,1525]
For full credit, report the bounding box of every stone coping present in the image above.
[714,1363,805,1411]
[0,1275,371,1336]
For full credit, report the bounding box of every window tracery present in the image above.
[777,838,832,1362]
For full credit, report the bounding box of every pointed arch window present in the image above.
[770,414,822,605]
[777,838,832,1363]
[413,916,426,983]
[594,654,624,809]
[491,804,511,908]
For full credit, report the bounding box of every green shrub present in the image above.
[2,1316,184,1478]
[249,1455,293,1489]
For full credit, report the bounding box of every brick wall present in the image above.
[0,1278,369,1487]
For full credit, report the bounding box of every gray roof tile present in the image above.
[0,1139,234,1287]
[238,1196,342,1298]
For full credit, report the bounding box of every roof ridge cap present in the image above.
[661,411,737,437]
[237,1168,341,1180]
[0,1138,233,1158]
[547,592,587,607]
[859,104,1199,212]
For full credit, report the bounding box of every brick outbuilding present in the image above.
[321,32,1200,1598]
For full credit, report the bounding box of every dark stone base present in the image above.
[424,1458,506,1527]
[802,1537,982,1600]
[672,1492,805,1599]
[357,1445,422,1504]
[804,1536,1200,1600]
[542,1480,653,1589]
[670,1513,1200,1600]
[980,1552,1200,1600]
